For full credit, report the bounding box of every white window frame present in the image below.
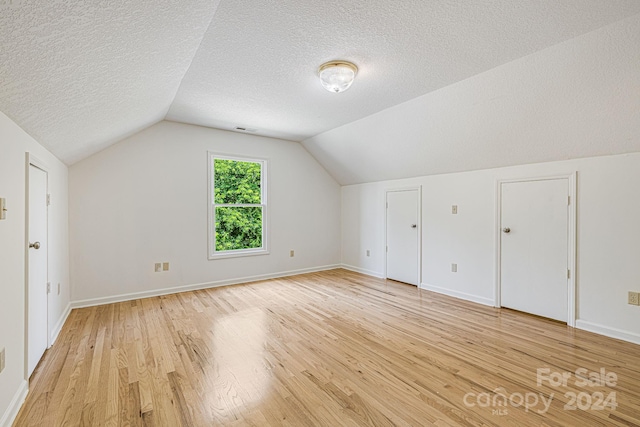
[208,152,269,260]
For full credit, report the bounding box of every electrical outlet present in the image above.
[452,205,458,214]
[162,262,169,271]
[290,250,295,257]
[154,263,162,273]
[366,250,370,257]
[0,348,5,373]
[629,291,639,306]
[451,263,458,273]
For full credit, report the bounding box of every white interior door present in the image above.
[500,179,568,322]
[28,164,49,376]
[386,189,419,286]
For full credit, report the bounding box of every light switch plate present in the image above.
[154,263,162,273]
[0,198,6,220]
[452,205,458,214]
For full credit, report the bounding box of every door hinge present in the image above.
[47,194,51,206]
[386,202,388,209]
[567,196,570,206]
[567,269,571,279]
[386,246,388,253]
[47,282,51,293]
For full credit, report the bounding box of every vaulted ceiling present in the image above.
[1,1,640,169]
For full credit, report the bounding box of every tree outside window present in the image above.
[209,154,267,258]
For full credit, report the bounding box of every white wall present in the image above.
[69,121,341,303]
[341,152,640,344]
[0,112,69,426]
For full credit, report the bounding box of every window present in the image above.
[208,153,268,259]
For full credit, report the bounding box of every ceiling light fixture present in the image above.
[318,61,358,93]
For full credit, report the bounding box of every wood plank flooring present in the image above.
[14,269,640,426]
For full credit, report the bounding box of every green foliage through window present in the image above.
[213,158,264,253]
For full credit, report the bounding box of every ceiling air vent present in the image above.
[234,126,257,133]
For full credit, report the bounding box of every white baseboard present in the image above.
[340,264,384,279]
[420,283,494,307]
[71,264,341,309]
[0,380,28,427]
[50,302,71,346]
[576,320,640,346]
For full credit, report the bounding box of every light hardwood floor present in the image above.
[14,269,640,426]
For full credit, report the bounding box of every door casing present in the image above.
[494,173,577,327]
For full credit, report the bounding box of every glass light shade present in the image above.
[318,61,358,93]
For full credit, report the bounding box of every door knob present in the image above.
[502,228,511,234]
[29,241,41,249]
[411,224,417,228]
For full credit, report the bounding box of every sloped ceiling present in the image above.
[303,14,640,185]
[1,1,640,168]
[0,0,221,164]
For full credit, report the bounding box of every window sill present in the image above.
[208,249,270,260]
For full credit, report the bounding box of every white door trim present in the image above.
[384,186,422,285]
[25,153,51,381]
[494,173,577,327]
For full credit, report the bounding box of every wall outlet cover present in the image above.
[162,262,169,271]
[629,291,639,306]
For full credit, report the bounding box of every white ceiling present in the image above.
[1,1,640,167]
[0,0,221,164]
[303,13,640,184]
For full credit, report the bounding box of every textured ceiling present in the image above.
[303,14,640,185]
[167,0,640,141]
[0,0,221,164]
[1,1,640,166]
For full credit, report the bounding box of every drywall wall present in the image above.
[341,152,640,344]
[303,13,640,185]
[0,112,70,426]
[69,121,341,303]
